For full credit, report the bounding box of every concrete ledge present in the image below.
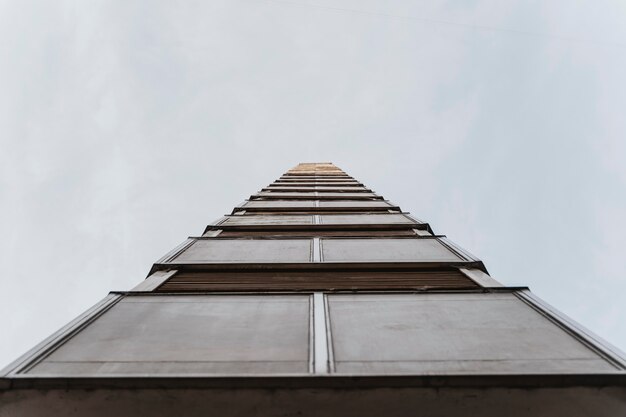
[3,373,626,390]
[1,384,625,417]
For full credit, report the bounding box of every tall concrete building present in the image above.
[1,162,625,416]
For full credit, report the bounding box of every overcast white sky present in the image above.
[1,0,626,367]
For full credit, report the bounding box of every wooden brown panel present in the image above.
[156,270,479,292]
[217,230,417,238]
[282,174,349,178]
[276,178,357,183]
[238,210,401,215]
[263,187,371,192]
[253,192,380,199]
[270,182,362,187]
[241,204,389,211]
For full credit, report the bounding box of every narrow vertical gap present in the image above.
[313,292,329,374]
[308,294,315,374]
[324,293,335,373]
[312,237,321,262]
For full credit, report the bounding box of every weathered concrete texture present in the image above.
[218,213,415,226]
[27,296,310,376]
[173,239,312,263]
[321,238,462,262]
[221,215,314,225]
[243,201,317,208]
[319,213,416,225]
[1,387,625,417]
[318,201,392,208]
[18,292,619,378]
[328,293,617,374]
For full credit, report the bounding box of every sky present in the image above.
[1,0,626,367]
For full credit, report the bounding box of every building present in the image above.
[1,162,625,416]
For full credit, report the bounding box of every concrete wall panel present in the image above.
[327,293,616,374]
[172,239,312,263]
[27,295,311,376]
[321,238,461,262]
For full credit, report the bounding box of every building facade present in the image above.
[1,162,625,416]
